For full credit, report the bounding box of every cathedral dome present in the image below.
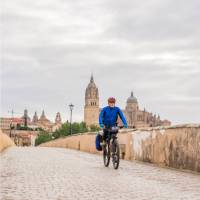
[127,91,138,104]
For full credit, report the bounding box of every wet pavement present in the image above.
[0,147,200,200]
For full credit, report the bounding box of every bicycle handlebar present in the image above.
[103,125,124,132]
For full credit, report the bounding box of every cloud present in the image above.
[1,0,200,124]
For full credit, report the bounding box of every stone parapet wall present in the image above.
[40,131,134,160]
[40,124,200,173]
[132,124,200,172]
[0,130,15,152]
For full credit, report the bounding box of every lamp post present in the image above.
[69,103,74,135]
[8,109,14,138]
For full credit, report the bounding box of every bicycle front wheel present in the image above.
[103,143,110,167]
[112,139,120,169]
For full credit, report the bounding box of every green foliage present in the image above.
[35,131,53,146]
[35,121,99,146]
[89,124,101,132]
[16,124,33,131]
[79,122,89,133]
[52,121,89,139]
[35,127,45,131]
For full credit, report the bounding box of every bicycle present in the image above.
[102,126,123,169]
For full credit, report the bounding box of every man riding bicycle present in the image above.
[99,97,128,142]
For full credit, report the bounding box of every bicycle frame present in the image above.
[103,126,122,169]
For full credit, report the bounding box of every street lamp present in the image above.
[69,103,74,135]
[8,109,14,138]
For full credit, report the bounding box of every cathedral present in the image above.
[22,109,62,131]
[84,75,100,126]
[84,75,171,128]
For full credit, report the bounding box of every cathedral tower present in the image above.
[55,112,62,124]
[84,74,100,126]
[32,111,39,124]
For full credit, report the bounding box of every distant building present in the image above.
[0,117,24,130]
[36,110,52,130]
[33,110,63,131]
[52,112,62,132]
[0,110,63,147]
[12,118,25,127]
[84,74,100,126]
[0,110,63,132]
[21,109,31,126]
[55,112,62,124]
[123,92,171,128]
[0,118,12,130]
[84,75,171,128]
[32,112,39,124]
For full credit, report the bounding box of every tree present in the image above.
[35,121,92,145]
[35,131,52,146]
[79,122,88,133]
[89,124,100,132]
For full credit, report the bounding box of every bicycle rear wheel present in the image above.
[112,139,120,169]
[103,142,110,167]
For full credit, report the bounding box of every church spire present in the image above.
[131,91,134,97]
[32,111,38,123]
[90,73,94,83]
[41,110,45,117]
[85,74,99,106]
[40,110,47,120]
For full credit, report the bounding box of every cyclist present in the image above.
[99,97,128,142]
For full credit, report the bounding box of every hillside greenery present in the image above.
[35,122,100,146]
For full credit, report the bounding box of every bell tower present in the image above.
[84,74,100,126]
[55,112,62,124]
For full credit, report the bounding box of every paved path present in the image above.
[0,147,200,200]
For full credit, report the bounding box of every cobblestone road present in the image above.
[0,147,200,200]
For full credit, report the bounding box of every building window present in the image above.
[137,115,143,121]
[91,102,96,106]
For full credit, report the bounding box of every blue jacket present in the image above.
[99,106,128,128]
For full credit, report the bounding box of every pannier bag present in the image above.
[95,133,103,151]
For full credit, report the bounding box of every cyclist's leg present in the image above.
[103,129,108,141]
[101,129,108,147]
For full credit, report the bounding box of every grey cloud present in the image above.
[1,0,200,124]
[104,0,200,40]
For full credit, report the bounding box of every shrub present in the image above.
[35,131,52,146]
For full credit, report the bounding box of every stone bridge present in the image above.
[1,147,200,200]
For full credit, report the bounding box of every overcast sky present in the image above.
[0,0,200,124]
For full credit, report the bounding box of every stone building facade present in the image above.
[84,75,171,128]
[31,110,62,131]
[0,110,63,132]
[0,110,63,147]
[84,75,100,126]
[123,92,171,128]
